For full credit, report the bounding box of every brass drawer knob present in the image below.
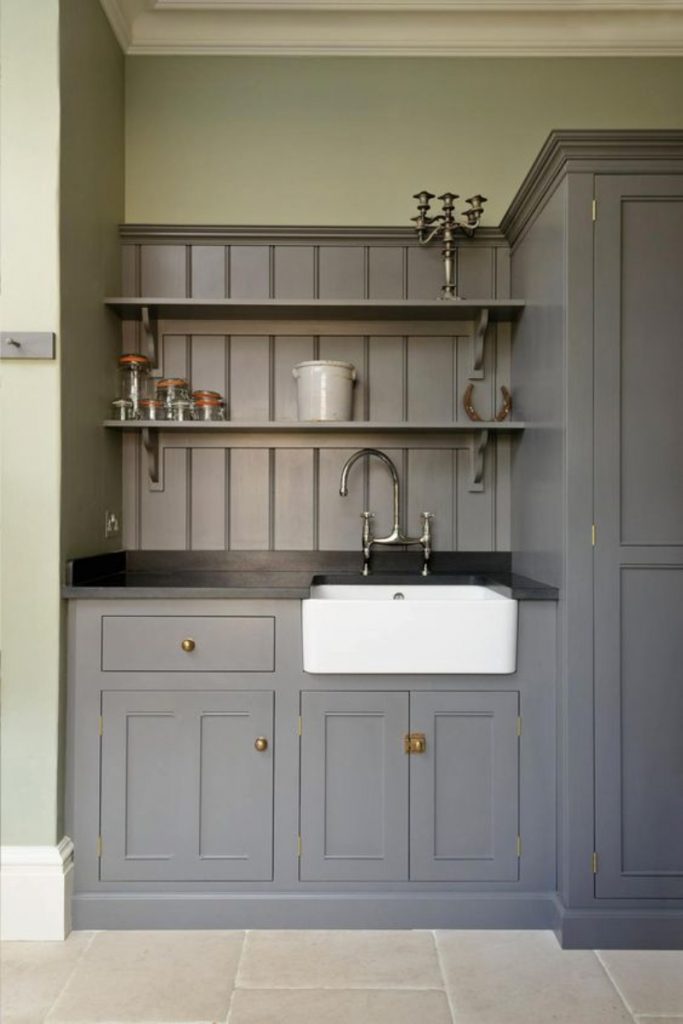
[254,737,268,752]
[404,732,427,754]
[181,638,196,653]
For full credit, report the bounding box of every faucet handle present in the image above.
[360,511,375,519]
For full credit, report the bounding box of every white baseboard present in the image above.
[0,837,74,940]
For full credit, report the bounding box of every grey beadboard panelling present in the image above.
[120,229,512,552]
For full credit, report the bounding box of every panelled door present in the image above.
[594,174,683,898]
[299,691,409,881]
[100,690,274,882]
[410,691,519,881]
[300,690,519,883]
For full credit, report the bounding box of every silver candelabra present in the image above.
[412,191,487,300]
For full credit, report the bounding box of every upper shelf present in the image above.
[104,298,525,323]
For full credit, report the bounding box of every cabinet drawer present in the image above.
[101,615,275,672]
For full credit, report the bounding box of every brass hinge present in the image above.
[516,716,522,737]
[297,835,302,858]
[96,836,102,858]
[98,716,103,737]
[591,524,596,546]
[298,716,302,736]
[592,198,597,222]
[516,835,522,858]
[592,850,598,874]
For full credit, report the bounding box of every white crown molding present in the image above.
[1,838,74,940]
[102,0,683,53]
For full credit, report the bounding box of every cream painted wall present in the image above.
[125,57,683,226]
[0,0,63,845]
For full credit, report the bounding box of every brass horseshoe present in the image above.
[463,383,512,423]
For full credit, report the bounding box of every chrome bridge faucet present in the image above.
[339,448,434,576]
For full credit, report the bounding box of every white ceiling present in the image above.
[100,0,683,54]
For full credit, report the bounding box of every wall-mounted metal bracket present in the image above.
[468,429,489,492]
[141,427,163,489]
[141,306,159,368]
[1,331,56,360]
[469,307,489,380]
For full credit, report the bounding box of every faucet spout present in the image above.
[339,448,400,534]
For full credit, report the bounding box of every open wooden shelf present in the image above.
[103,420,526,432]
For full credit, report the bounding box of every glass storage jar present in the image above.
[118,354,151,414]
[155,378,190,415]
[192,397,225,421]
[138,399,165,421]
[111,398,136,421]
[170,398,193,421]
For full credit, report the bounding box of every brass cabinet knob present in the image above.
[181,638,196,653]
[254,737,268,752]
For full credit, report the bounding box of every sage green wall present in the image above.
[0,0,123,849]
[1,0,63,846]
[125,57,683,226]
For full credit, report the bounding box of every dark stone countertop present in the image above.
[62,551,558,601]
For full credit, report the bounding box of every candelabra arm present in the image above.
[416,225,443,246]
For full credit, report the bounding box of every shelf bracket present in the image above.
[141,427,161,489]
[469,307,489,380]
[141,305,159,369]
[468,429,489,492]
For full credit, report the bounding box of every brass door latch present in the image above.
[404,732,427,754]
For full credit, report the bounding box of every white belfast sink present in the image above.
[302,584,518,674]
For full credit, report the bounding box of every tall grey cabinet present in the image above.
[504,131,683,946]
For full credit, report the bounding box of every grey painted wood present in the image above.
[274,246,315,299]
[190,448,227,550]
[101,614,275,672]
[593,174,683,900]
[100,689,274,881]
[318,247,366,300]
[229,449,271,550]
[228,246,271,299]
[368,247,404,300]
[300,691,409,881]
[274,449,315,550]
[140,245,187,297]
[191,246,226,299]
[410,691,519,882]
[229,336,271,420]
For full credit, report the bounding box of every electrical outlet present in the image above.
[104,510,120,539]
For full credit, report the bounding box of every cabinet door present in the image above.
[594,175,683,898]
[410,691,519,881]
[100,690,273,882]
[300,691,409,881]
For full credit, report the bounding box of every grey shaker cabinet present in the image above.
[593,174,683,900]
[100,690,274,882]
[300,690,519,883]
[410,691,519,882]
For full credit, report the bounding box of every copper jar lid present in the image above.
[156,377,189,388]
[119,353,151,366]
[194,396,223,406]
[192,389,223,399]
[139,398,163,407]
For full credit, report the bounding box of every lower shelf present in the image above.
[103,420,525,491]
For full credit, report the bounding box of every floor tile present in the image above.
[598,950,683,1016]
[45,930,244,1023]
[0,932,94,1024]
[227,987,452,1024]
[435,930,633,1024]
[236,930,443,989]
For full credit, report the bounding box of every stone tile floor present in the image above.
[1,930,681,1024]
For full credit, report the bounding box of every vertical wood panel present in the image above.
[230,449,270,549]
[274,449,314,550]
[190,334,228,396]
[190,449,227,549]
[274,336,315,421]
[407,337,454,423]
[160,333,190,380]
[407,450,455,548]
[406,245,442,299]
[456,446,494,550]
[122,434,140,548]
[368,247,405,299]
[274,246,315,299]
[318,247,366,299]
[121,244,139,296]
[368,337,404,421]
[140,448,188,549]
[458,246,495,299]
[318,336,366,420]
[229,337,271,420]
[140,245,187,297]
[191,246,226,299]
[318,449,364,550]
[229,246,271,298]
